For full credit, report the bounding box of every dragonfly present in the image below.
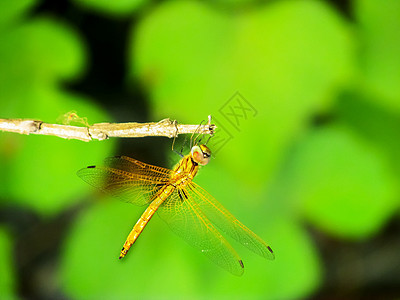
[77,143,274,276]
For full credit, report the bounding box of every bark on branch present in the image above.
[0,117,216,142]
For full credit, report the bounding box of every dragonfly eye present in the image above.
[191,145,211,166]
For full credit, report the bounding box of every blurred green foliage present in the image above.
[0,228,16,300]
[1,0,400,299]
[72,0,146,16]
[0,1,115,214]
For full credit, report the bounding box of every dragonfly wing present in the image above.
[158,189,245,276]
[77,156,172,206]
[186,182,275,260]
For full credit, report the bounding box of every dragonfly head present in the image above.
[191,144,211,166]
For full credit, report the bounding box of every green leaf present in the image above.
[0,0,37,30]
[355,0,400,110]
[0,16,115,214]
[287,126,398,238]
[336,91,400,181]
[0,17,87,84]
[129,0,354,186]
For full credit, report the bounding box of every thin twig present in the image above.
[0,117,216,142]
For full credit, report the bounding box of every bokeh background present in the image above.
[1,0,400,299]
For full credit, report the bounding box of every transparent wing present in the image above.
[186,182,275,260]
[77,156,172,206]
[158,189,245,276]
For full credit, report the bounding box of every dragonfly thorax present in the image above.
[172,155,199,186]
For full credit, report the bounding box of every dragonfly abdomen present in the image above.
[119,185,175,259]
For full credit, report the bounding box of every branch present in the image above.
[0,117,216,142]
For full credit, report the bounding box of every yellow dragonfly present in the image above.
[77,144,274,275]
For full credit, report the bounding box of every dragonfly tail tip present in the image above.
[239,260,244,269]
